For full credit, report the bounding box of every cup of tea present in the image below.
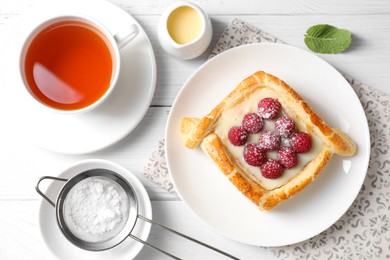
[20,15,139,113]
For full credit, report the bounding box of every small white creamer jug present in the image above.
[158,1,212,60]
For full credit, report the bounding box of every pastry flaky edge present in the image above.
[180,71,357,211]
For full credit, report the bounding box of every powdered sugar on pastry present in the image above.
[214,88,323,190]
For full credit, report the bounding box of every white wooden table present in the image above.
[0,0,389,259]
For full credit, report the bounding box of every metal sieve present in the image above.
[36,168,239,259]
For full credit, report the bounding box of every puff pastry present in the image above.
[180,71,356,211]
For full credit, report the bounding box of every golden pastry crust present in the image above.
[180,71,356,211]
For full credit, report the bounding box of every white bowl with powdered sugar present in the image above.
[38,159,152,260]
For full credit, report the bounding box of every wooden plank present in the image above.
[0,107,175,201]
[0,201,52,260]
[110,0,390,15]
[1,0,390,17]
[0,200,274,260]
[137,201,275,259]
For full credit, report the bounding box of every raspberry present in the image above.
[278,147,298,168]
[242,113,264,134]
[243,143,266,166]
[275,116,295,138]
[258,98,281,119]
[290,132,312,153]
[258,131,281,150]
[228,126,248,146]
[261,159,283,179]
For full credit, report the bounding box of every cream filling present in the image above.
[214,88,323,190]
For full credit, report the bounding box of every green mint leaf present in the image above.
[304,24,352,54]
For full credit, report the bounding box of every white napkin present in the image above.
[142,19,390,258]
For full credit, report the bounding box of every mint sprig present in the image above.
[304,24,352,54]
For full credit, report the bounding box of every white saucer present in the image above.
[166,43,370,246]
[2,0,156,154]
[38,159,152,260]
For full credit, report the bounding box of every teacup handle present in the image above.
[114,23,139,49]
[35,176,68,207]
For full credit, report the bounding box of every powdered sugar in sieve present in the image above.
[63,176,130,243]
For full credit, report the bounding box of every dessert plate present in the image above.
[38,159,152,260]
[165,43,370,246]
[1,0,156,154]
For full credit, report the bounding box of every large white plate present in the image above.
[165,43,370,246]
[38,159,152,260]
[1,0,156,154]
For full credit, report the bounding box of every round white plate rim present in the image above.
[165,42,370,246]
[38,159,152,260]
[4,0,156,154]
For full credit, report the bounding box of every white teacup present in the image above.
[158,1,212,60]
[20,15,139,114]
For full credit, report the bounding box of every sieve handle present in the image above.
[35,176,68,207]
[130,215,240,260]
